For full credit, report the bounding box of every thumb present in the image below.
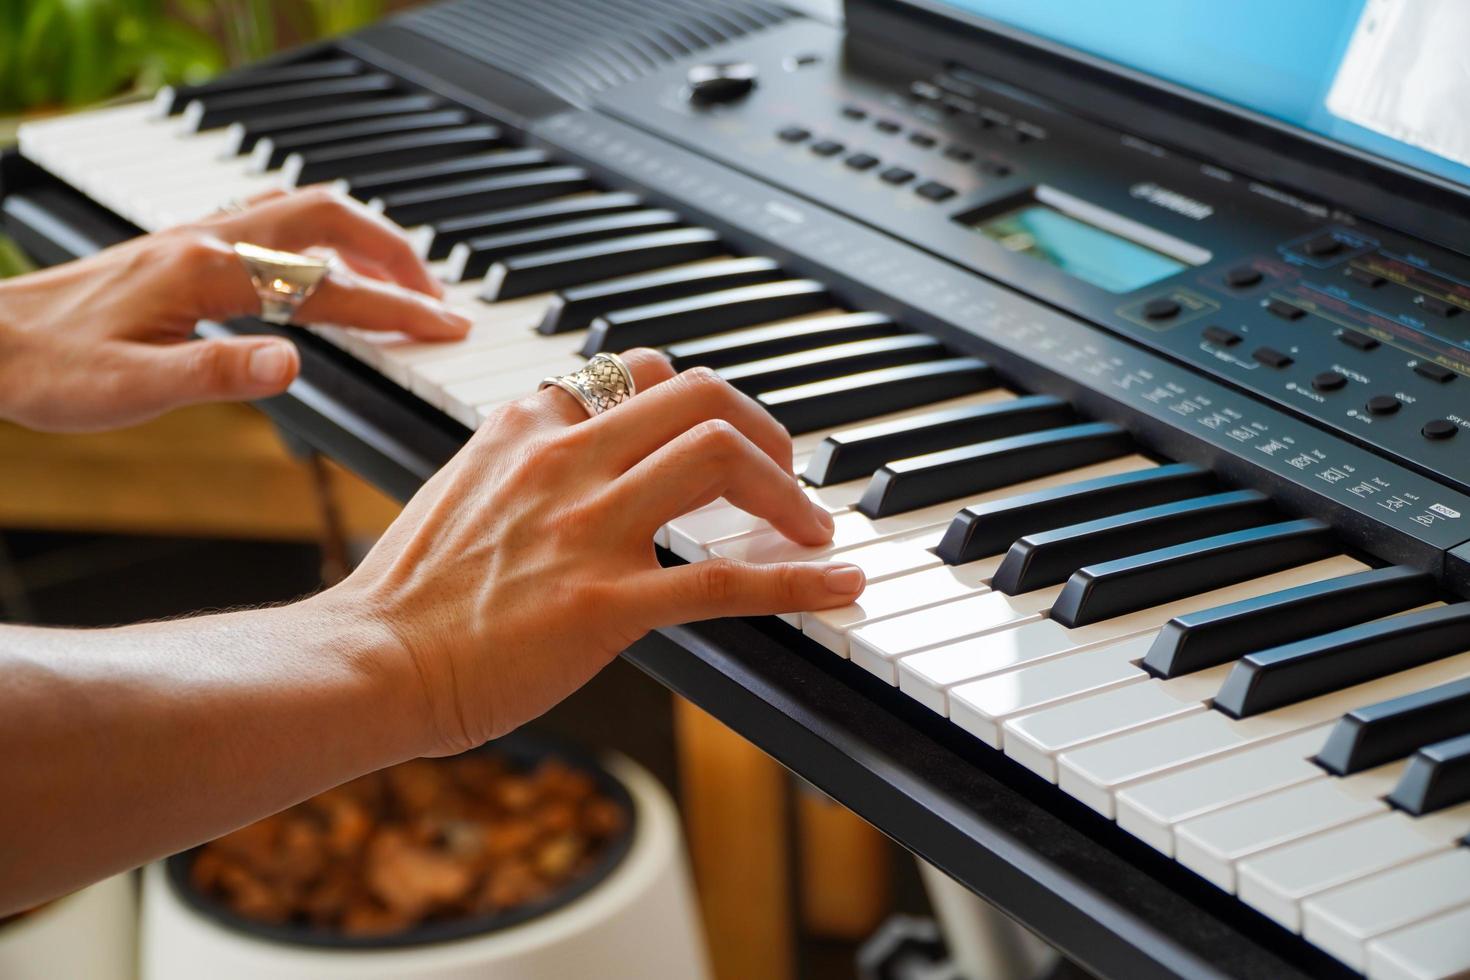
[641,559,865,626]
[133,336,300,409]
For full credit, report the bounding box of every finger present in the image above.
[214,187,443,298]
[534,348,675,427]
[585,364,796,473]
[124,335,300,409]
[636,559,865,626]
[296,267,470,340]
[607,419,832,545]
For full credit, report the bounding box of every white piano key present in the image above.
[1303,850,1470,972]
[710,454,1155,574]
[802,559,999,656]
[787,391,1019,458]
[1001,664,1231,782]
[1055,644,1470,820]
[941,635,1152,741]
[446,357,585,426]
[1173,761,1405,893]
[1114,724,1333,855]
[1367,902,1470,980]
[410,333,587,407]
[1238,802,1470,931]
[889,543,1363,714]
[848,586,1063,683]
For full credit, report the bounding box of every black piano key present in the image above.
[447,210,681,282]
[857,422,1133,519]
[1317,677,1470,777]
[759,358,997,435]
[803,394,1074,488]
[715,334,944,394]
[184,74,397,130]
[1052,519,1336,628]
[992,490,1275,595]
[156,58,363,116]
[540,257,784,336]
[288,126,508,187]
[1213,603,1470,719]
[1143,565,1436,679]
[229,94,444,154]
[427,191,643,260]
[377,167,593,227]
[345,149,552,201]
[935,463,1215,566]
[482,228,724,301]
[579,280,830,356]
[255,110,478,171]
[1388,733,1470,816]
[667,311,898,371]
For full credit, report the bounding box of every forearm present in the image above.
[0,593,431,915]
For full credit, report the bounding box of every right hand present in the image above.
[320,349,865,756]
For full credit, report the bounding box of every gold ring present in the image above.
[233,241,332,326]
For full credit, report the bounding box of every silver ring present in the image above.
[233,241,332,325]
[539,353,637,418]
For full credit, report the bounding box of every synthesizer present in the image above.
[7,1,1470,977]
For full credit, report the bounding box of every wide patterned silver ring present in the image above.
[539,353,637,418]
[234,241,333,325]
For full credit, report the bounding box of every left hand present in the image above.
[0,187,470,432]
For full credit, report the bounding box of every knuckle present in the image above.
[678,364,732,401]
[695,559,742,604]
[688,418,744,459]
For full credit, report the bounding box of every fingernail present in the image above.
[811,503,835,533]
[823,565,865,595]
[248,343,292,385]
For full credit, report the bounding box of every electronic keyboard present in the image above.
[7,1,1470,976]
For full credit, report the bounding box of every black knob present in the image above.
[1423,419,1459,441]
[1304,234,1344,257]
[1225,266,1263,288]
[687,62,758,104]
[1365,394,1401,416]
[1312,370,1348,392]
[1143,298,1181,321]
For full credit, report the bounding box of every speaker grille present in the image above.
[400,0,796,104]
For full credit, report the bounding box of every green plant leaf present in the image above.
[130,18,225,91]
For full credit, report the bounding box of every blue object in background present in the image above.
[937,0,1470,189]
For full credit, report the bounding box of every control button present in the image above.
[1266,299,1306,321]
[999,126,1030,143]
[1337,330,1379,351]
[980,160,1012,177]
[686,61,758,104]
[1423,419,1459,441]
[1312,370,1348,392]
[777,126,810,143]
[1417,295,1461,318]
[1225,266,1263,288]
[1365,394,1401,416]
[909,80,942,101]
[879,166,915,185]
[810,139,844,157]
[915,180,956,202]
[1202,325,1242,347]
[1414,362,1456,383]
[842,105,867,121]
[791,53,821,67]
[875,118,902,134]
[1303,234,1344,257]
[1143,298,1182,321]
[943,145,974,162]
[908,132,937,148]
[1345,266,1384,287]
[1253,346,1294,368]
[844,152,880,171]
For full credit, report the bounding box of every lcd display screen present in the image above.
[973,203,1188,293]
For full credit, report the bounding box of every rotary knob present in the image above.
[687,62,758,105]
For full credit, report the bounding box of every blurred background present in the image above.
[0,3,983,978]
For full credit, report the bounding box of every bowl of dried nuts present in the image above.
[140,736,711,979]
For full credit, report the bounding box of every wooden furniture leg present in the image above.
[673,696,795,980]
[796,781,892,939]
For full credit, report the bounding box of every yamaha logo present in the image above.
[1130,182,1215,221]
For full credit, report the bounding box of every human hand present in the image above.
[0,187,469,432]
[318,349,866,755]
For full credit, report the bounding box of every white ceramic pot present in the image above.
[0,873,138,980]
[140,754,710,980]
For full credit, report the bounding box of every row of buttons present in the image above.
[778,125,958,201]
[837,103,1015,176]
[1200,324,1458,439]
